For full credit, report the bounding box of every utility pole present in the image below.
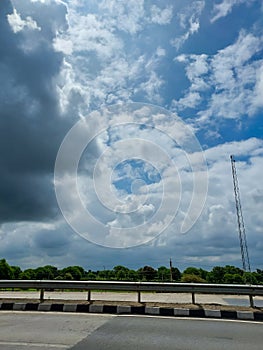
[169,258,173,282]
[230,155,251,280]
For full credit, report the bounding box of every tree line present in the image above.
[0,258,263,284]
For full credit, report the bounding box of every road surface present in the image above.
[0,312,262,349]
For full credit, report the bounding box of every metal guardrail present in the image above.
[1,280,262,307]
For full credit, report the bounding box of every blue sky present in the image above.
[0,0,262,271]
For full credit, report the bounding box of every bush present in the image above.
[181,274,206,283]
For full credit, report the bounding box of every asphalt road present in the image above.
[0,312,113,349]
[0,312,262,350]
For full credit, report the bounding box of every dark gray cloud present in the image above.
[0,0,262,273]
[33,226,72,257]
[0,0,72,222]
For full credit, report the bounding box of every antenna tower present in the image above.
[230,155,251,276]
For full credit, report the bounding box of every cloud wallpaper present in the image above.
[0,0,262,271]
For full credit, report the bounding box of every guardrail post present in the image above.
[192,292,195,304]
[249,295,254,308]
[40,288,44,302]
[87,290,91,301]
[138,291,141,303]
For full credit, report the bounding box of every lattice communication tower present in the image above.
[230,155,251,276]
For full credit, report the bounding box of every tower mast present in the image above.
[230,155,251,276]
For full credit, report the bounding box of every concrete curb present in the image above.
[0,302,262,321]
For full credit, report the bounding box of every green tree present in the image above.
[157,266,171,281]
[255,269,263,284]
[63,272,73,280]
[223,273,243,284]
[157,266,181,282]
[97,270,108,280]
[86,271,97,280]
[60,266,85,280]
[127,269,138,281]
[207,266,225,283]
[116,269,126,280]
[138,266,157,281]
[0,259,14,279]
[181,274,206,283]
[113,265,129,273]
[54,275,63,280]
[19,269,36,280]
[11,266,22,279]
[34,265,58,279]
[243,272,258,284]
[183,267,201,277]
[171,267,181,282]
[224,265,243,276]
[112,266,129,280]
[96,269,115,280]
[199,268,209,281]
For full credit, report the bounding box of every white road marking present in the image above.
[0,341,68,348]
[120,314,263,324]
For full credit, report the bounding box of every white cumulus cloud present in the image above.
[171,1,205,50]
[7,8,41,33]
[211,0,257,23]
[173,30,263,121]
[150,5,173,25]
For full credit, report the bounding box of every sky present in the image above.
[0,0,262,272]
